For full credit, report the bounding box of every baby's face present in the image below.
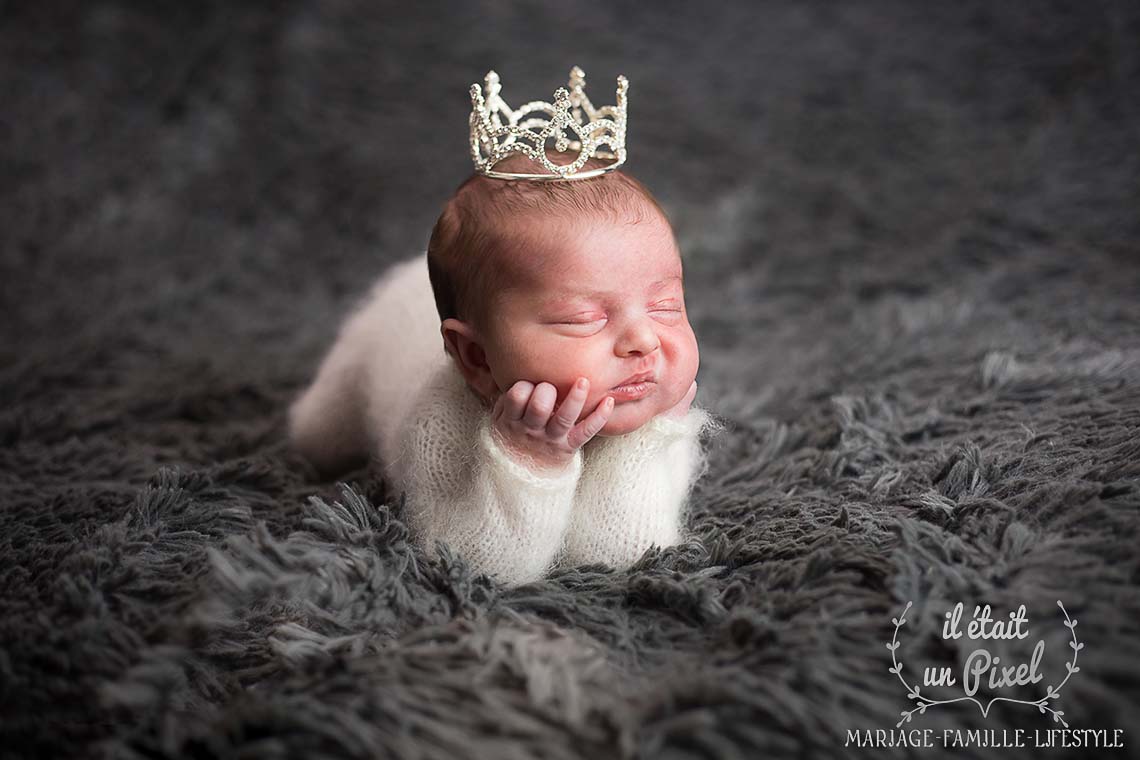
[481,211,699,436]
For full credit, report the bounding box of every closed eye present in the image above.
[550,310,606,323]
[650,303,684,324]
[556,317,606,325]
[557,321,607,335]
[550,315,607,334]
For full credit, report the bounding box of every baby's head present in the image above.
[427,153,699,436]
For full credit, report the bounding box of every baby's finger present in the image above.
[522,382,557,429]
[547,377,589,438]
[567,395,614,450]
[501,381,534,421]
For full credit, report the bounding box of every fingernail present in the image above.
[576,378,587,390]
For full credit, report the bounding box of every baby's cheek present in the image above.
[666,333,700,403]
[544,362,610,418]
[552,375,605,421]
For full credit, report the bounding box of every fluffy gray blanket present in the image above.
[2,2,1138,758]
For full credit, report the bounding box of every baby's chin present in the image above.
[595,400,663,437]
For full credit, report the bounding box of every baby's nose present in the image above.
[615,321,660,356]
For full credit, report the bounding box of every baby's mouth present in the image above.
[609,378,656,403]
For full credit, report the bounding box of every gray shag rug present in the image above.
[2,2,1139,758]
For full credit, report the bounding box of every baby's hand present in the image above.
[490,377,614,475]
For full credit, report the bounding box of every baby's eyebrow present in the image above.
[545,275,683,304]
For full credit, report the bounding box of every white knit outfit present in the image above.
[289,253,716,587]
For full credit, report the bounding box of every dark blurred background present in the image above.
[3,0,1137,420]
[2,2,1139,756]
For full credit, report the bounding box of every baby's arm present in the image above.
[405,377,612,586]
[559,385,717,571]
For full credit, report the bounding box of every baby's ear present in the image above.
[440,319,498,401]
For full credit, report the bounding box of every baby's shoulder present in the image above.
[402,363,486,448]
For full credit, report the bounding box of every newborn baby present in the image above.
[288,153,718,586]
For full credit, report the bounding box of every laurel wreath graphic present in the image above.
[888,600,1081,729]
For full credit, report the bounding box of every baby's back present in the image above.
[357,254,449,467]
[288,252,447,477]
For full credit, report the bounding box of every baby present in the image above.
[288,149,718,587]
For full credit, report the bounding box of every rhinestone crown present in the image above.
[468,66,628,181]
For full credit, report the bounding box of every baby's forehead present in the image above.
[492,227,681,302]
[501,205,674,258]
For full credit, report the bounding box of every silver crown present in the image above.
[469,66,628,181]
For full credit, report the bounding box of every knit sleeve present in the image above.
[401,402,583,587]
[557,406,718,571]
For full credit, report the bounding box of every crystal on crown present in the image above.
[469,66,628,181]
